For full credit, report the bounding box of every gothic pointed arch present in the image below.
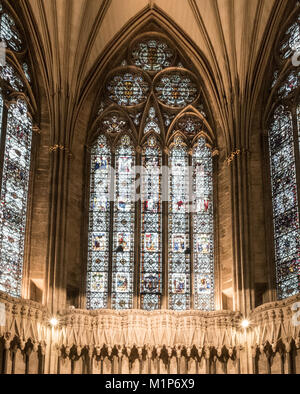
[264,3,300,301]
[0,0,38,298]
[85,25,217,311]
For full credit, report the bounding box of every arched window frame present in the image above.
[264,4,300,301]
[0,0,38,298]
[84,31,218,311]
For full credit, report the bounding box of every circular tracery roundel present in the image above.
[130,37,175,72]
[106,70,150,107]
[154,70,199,108]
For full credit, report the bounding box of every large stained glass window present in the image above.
[268,107,299,299]
[111,135,136,309]
[268,9,300,301]
[168,137,190,310]
[0,100,32,297]
[0,2,35,298]
[140,136,162,310]
[192,138,214,310]
[87,34,216,311]
[86,135,111,309]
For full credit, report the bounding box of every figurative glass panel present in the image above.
[168,138,190,310]
[112,135,136,309]
[0,63,24,91]
[140,137,162,310]
[0,100,32,297]
[269,106,300,299]
[0,12,22,52]
[192,138,214,310]
[86,135,111,309]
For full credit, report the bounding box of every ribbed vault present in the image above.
[20,0,289,152]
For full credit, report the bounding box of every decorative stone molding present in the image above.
[1,291,300,374]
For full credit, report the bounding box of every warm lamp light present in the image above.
[50,317,59,327]
[241,319,250,329]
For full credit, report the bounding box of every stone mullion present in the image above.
[231,151,253,316]
[46,145,70,313]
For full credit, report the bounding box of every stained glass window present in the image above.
[86,135,111,309]
[269,106,300,299]
[0,93,3,138]
[131,39,175,72]
[168,137,190,310]
[111,135,136,309]
[87,34,215,311]
[155,72,198,108]
[192,138,214,310]
[0,100,32,297]
[107,72,149,107]
[140,137,162,310]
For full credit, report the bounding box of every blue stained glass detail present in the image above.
[86,135,111,309]
[0,100,32,297]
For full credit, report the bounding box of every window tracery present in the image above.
[0,1,35,298]
[87,33,216,311]
[268,9,300,300]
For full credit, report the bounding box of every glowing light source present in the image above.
[241,319,250,329]
[49,317,58,327]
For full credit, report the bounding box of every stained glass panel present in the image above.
[140,137,162,310]
[277,70,300,98]
[100,113,128,134]
[111,135,136,309]
[0,12,22,52]
[168,137,190,310]
[155,72,198,108]
[280,15,300,59]
[0,63,24,91]
[144,107,160,134]
[269,106,300,299]
[107,72,149,107]
[0,93,3,139]
[0,100,32,297]
[86,135,111,309]
[176,115,203,136]
[192,138,214,310]
[131,39,175,72]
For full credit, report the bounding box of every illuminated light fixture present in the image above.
[241,319,250,329]
[49,317,59,327]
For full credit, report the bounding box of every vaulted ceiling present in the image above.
[20,0,289,150]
